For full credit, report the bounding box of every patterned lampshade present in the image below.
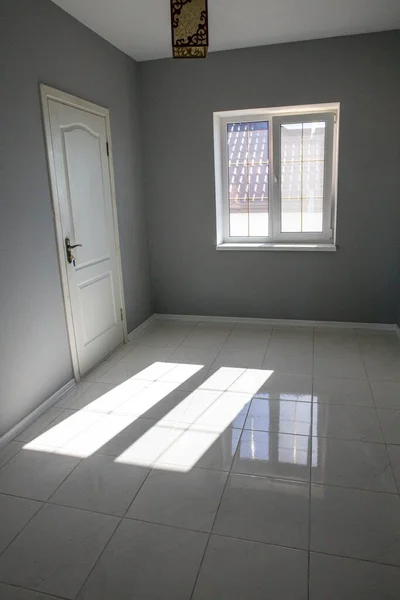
[170,0,209,58]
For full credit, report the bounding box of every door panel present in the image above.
[63,126,111,267]
[48,99,124,376]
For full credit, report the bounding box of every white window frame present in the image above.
[214,103,339,251]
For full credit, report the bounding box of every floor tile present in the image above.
[155,427,241,471]
[232,430,311,482]
[82,360,116,382]
[313,403,384,442]
[126,467,228,532]
[0,441,23,468]
[364,357,400,382]
[111,382,187,417]
[180,322,233,350]
[192,535,308,600]
[267,330,313,355]
[0,504,119,599]
[377,408,400,444]
[252,373,313,401]
[50,454,150,516]
[54,381,92,407]
[371,381,400,408]
[150,389,222,425]
[165,347,220,368]
[105,420,187,468]
[212,349,265,369]
[15,408,66,443]
[122,388,189,420]
[309,552,400,600]
[0,494,42,554]
[0,449,80,501]
[263,351,313,375]
[313,329,358,355]
[96,361,165,385]
[94,417,157,457]
[387,445,400,491]
[170,365,213,391]
[192,428,241,471]
[311,437,397,492]
[0,584,63,600]
[310,484,400,565]
[192,391,252,431]
[313,377,374,406]
[198,367,245,392]
[56,382,121,411]
[227,368,277,395]
[77,519,207,600]
[119,344,175,363]
[59,413,137,458]
[245,398,312,436]
[22,409,103,452]
[213,473,309,549]
[222,324,271,352]
[314,355,366,379]
[137,322,196,347]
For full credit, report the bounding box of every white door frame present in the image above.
[40,84,128,382]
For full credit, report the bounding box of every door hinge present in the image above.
[120,308,124,321]
[106,141,109,157]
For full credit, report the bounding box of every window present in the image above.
[214,103,339,250]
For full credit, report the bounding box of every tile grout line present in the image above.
[1,462,399,525]
[0,450,87,562]
[1,514,400,592]
[0,580,70,600]
[355,330,400,497]
[186,337,258,600]
[72,517,124,600]
[188,424,250,600]
[0,500,47,562]
[307,327,316,600]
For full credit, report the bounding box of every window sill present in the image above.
[216,243,337,252]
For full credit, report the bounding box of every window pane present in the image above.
[303,161,324,199]
[229,165,247,199]
[281,198,301,233]
[303,121,325,160]
[281,162,301,198]
[302,198,323,232]
[248,164,268,199]
[280,121,326,233]
[227,121,269,237]
[229,200,249,236]
[248,122,269,164]
[278,432,309,465]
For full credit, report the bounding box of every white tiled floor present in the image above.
[1,319,400,599]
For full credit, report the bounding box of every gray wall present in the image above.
[139,31,400,324]
[0,0,153,438]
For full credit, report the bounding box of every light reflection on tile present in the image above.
[245,398,312,436]
[232,429,311,482]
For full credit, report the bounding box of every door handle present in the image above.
[65,237,82,264]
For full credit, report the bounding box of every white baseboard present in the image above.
[0,379,76,452]
[156,313,397,331]
[128,314,157,342]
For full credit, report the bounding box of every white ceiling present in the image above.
[51,0,400,61]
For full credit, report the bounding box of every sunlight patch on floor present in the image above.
[23,361,273,472]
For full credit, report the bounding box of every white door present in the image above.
[46,95,125,377]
